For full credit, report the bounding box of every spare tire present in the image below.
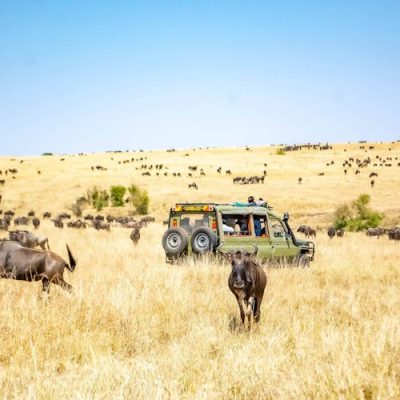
[191,227,217,255]
[162,227,189,257]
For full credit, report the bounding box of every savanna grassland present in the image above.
[0,142,399,399]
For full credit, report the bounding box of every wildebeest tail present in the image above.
[66,244,77,272]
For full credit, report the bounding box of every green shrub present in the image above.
[42,152,53,156]
[87,187,109,211]
[276,148,286,155]
[128,184,149,215]
[110,185,126,207]
[333,194,384,232]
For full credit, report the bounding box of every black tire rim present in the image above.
[194,233,210,251]
[167,233,182,251]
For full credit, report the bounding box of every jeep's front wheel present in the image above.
[162,227,188,257]
[191,227,217,255]
[297,254,311,268]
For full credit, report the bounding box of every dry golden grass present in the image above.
[0,142,399,399]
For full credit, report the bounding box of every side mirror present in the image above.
[283,212,289,221]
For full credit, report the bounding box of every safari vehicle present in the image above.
[162,202,315,265]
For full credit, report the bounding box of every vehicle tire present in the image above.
[297,254,310,268]
[162,227,188,257]
[191,227,217,255]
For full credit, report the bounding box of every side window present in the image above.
[221,214,252,236]
[270,218,287,238]
[254,215,269,237]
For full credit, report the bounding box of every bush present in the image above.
[42,152,53,156]
[333,194,384,232]
[128,184,149,215]
[110,186,126,207]
[87,187,109,211]
[276,148,286,155]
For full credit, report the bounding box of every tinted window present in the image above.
[221,214,252,236]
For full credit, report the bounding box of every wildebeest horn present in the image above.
[66,245,76,272]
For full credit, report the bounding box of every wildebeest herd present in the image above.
[0,142,399,330]
[0,208,156,293]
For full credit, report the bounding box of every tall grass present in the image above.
[0,142,399,398]
[0,223,399,399]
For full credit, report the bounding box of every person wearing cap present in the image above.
[247,195,257,206]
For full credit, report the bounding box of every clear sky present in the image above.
[0,0,399,155]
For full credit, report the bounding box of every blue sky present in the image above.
[0,0,399,155]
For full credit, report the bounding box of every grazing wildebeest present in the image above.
[0,241,76,292]
[43,211,52,219]
[227,251,267,329]
[0,218,9,231]
[327,227,336,238]
[388,228,400,241]
[28,210,35,217]
[92,220,110,231]
[9,230,50,250]
[297,225,316,238]
[53,218,64,228]
[58,212,71,220]
[14,216,29,226]
[298,177,302,184]
[370,180,375,188]
[188,182,198,190]
[141,216,155,223]
[67,219,87,229]
[336,229,345,237]
[366,227,385,238]
[32,217,40,229]
[130,227,141,245]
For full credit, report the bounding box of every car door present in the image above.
[252,213,274,259]
[268,217,297,259]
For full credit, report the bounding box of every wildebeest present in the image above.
[336,229,345,237]
[0,218,10,231]
[53,219,64,228]
[93,220,110,231]
[297,225,316,238]
[32,217,40,229]
[366,227,385,238]
[9,230,50,250]
[141,216,155,223]
[58,212,71,220]
[0,241,76,292]
[43,211,52,219]
[227,251,267,328]
[327,227,336,238]
[388,227,400,241]
[67,219,87,229]
[14,216,29,225]
[188,182,198,190]
[298,177,302,184]
[130,227,141,245]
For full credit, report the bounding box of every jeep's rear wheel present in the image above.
[162,227,188,257]
[191,227,217,255]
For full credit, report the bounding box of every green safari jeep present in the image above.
[162,202,315,265]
